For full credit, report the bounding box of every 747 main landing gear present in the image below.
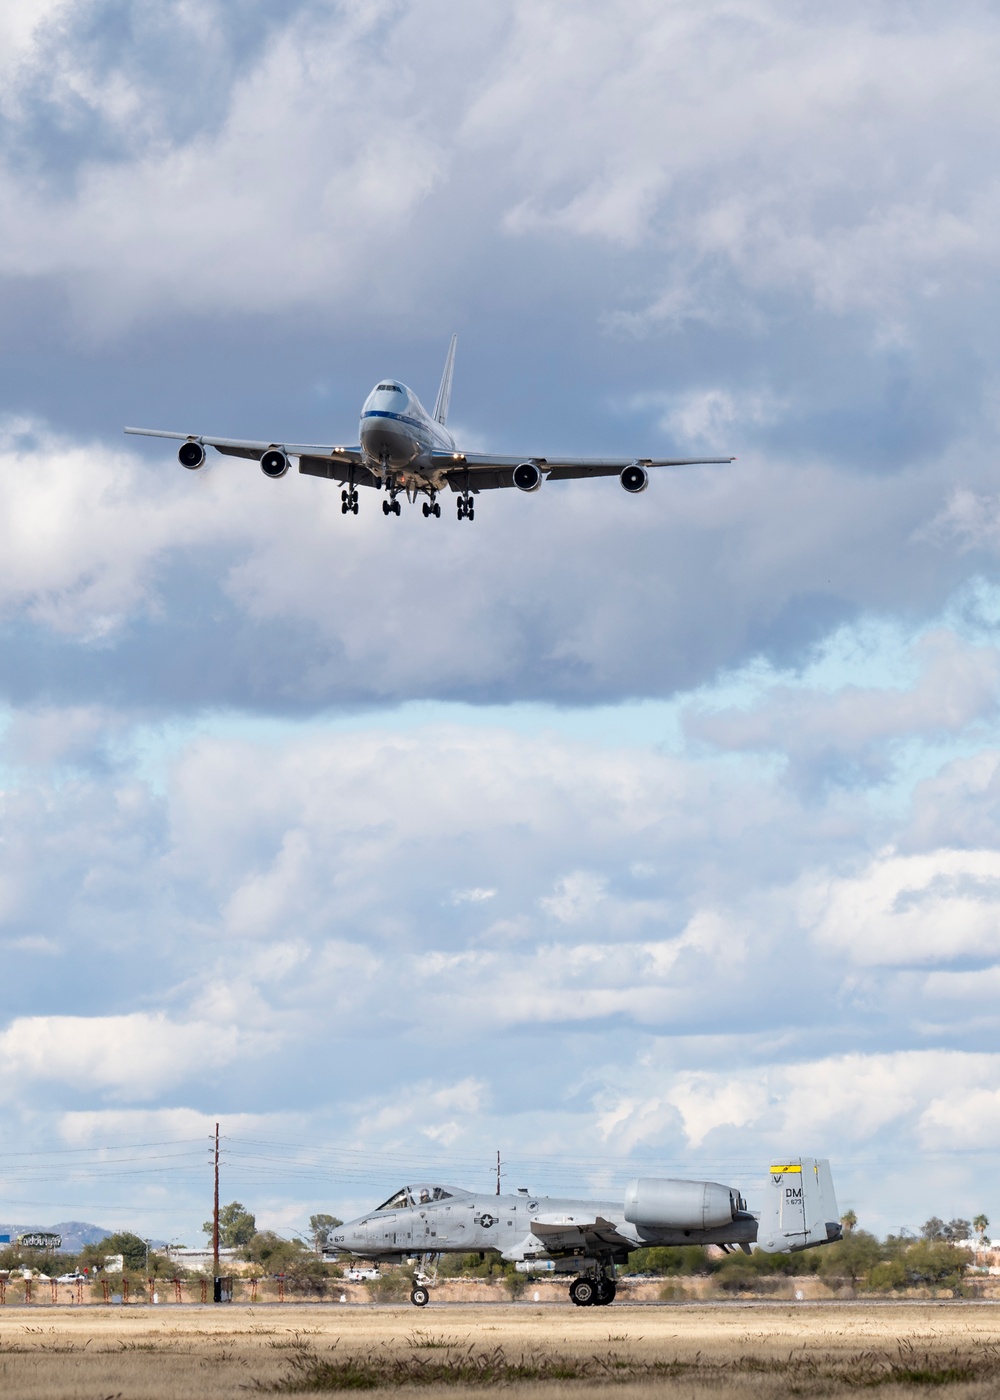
[342,488,359,515]
[422,496,441,518]
[457,493,475,521]
[382,498,401,516]
[569,1271,616,1306]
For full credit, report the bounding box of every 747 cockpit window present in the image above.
[376,383,403,393]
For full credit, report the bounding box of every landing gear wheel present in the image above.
[433,503,441,518]
[382,499,391,515]
[410,1285,430,1307]
[595,1278,616,1305]
[393,500,401,515]
[422,502,430,517]
[569,1277,596,1307]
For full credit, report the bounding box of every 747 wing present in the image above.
[432,451,734,493]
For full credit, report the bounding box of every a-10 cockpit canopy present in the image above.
[376,1185,470,1211]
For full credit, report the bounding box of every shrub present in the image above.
[366,1268,414,1302]
[629,1246,710,1276]
[503,1268,527,1299]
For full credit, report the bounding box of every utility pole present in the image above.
[496,1149,501,1196]
[213,1122,220,1280]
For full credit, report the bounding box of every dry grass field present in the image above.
[2,1301,1000,1399]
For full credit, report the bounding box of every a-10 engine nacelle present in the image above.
[260,449,290,479]
[620,464,649,493]
[178,441,206,470]
[624,1178,742,1231]
[513,462,544,492]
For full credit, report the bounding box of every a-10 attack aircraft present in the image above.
[325,1157,841,1307]
[124,337,733,521]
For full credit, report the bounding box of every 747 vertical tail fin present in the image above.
[756,1158,842,1254]
[433,334,457,425]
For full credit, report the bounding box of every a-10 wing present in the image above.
[528,1216,634,1255]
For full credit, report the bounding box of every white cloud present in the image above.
[5,0,1000,1243]
[807,848,1000,967]
[0,1012,271,1101]
[539,871,608,924]
[449,887,497,905]
[686,628,1000,784]
[0,0,66,75]
[0,0,995,339]
[354,1077,489,1149]
[650,388,787,451]
[597,1047,1000,1160]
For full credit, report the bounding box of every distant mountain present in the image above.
[0,1221,111,1252]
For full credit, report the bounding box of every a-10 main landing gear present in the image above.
[569,1268,616,1307]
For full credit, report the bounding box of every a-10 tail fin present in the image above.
[755,1158,842,1254]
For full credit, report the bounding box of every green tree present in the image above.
[943,1218,972,1244]
[309,1213,342,1250]
[628,1246,710,1276]
[202,1201,256,1248]
[816,1230,881,1287]
[869,1258,907,1290]
[921,1217,946,1241]
[243,1231,334,1294]
[901,1238,970,1287]
[79,1231,149,1273]
[840,1209,858,1235]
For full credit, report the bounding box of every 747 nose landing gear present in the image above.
[422,498,441,518]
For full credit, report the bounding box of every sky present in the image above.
[2,0,1000,1247]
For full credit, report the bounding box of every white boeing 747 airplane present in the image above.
[125,337,734,521]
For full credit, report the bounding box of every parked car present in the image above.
[345,1267,380,1282]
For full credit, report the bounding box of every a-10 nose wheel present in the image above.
[342,489,359,515]
[410,1285,430,1307]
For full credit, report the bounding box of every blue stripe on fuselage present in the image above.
[361,409,428,434]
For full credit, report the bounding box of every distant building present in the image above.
[163,1247,246,1273]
